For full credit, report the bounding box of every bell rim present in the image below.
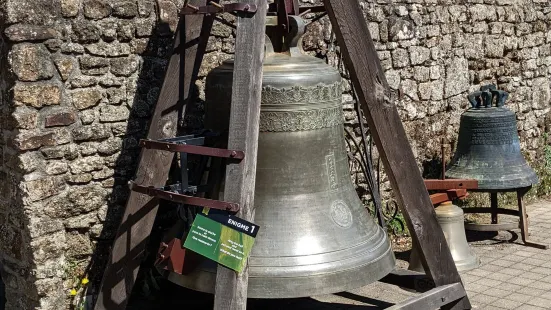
[163,241,396,299]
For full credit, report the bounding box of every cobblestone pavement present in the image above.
[128,200,551,309]
[310,199,551,309]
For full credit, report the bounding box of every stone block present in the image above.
[429,66,441,80]
[27,216,64,239]
[13,82,61,108]
[117,20,136,42]
[485,35,505,58]
[92,167,114,180]
[9,43,54,81]
[80,109,99,124]
[4,24,57,42]
[79,55,110,75]
[444,57,469,98]
[97,138,122,155]
[110,55,140,76]
[61,0,80,17]
[79,141,99,156]
[69,155,104,174]
[413,66,430,82]
[31,230,67,264]
[44,110,78,127]
[45,162,69,175]
[60,42,85,54]
[106,86,126,105]
[112,0,138,18]
[84,0,111,19]
[71,88,103,110]
[158,0,178,33]
[385,69,401,90]
[8,151,44,173]
[135,18,155,37]
[32,256,66,279]
[138,0,154,17]
[44,184,107,218]
[53,56,75,81]
[4,0,60,24]
[72,124,111,141]
[12,107,38,129]
[63,212,98,229]
[99,105,129,122]
[13,131,56,151]
[70,76,99,88]
[391,48,409,68]
[21,176,65,202]
[401,79,419,101]
[72,20,101,43]
[66,232,94,258]
[67,174,93,184]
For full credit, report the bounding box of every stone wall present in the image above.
[312,0,551,196]
[0,0,550,309]
[0,0,182,308]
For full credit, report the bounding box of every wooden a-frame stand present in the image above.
[93,1,472,309]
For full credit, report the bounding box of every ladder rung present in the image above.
[130,182,240,212]
[140,139,244,160]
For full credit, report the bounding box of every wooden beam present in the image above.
[323,1,471,309]
[387,283,466,310]
[424,179,478,190]
[213,0,267,309]
[93,2,212,308]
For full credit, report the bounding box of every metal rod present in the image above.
[491,192,498,224]
[354,88,386,228]
[130,182,240,212]
[140,139,245,159]
[441,137,446,180]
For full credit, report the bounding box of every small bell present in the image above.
[409,201,479,272]
[446,85,538,190]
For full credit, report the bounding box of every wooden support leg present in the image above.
[93,2,213,308]
[213,1,267,309]
[490,192,498,224]
[386,283,467,310]
[518,188,549,249]
[324,1,470,309]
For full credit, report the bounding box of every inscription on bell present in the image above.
[326,152,338,190]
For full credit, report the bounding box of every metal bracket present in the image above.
[181,3,257,15]
[130,182,240,212]
[139,139,245,160]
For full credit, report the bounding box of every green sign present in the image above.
[183,208,259,273]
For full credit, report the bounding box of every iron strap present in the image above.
[181,3,257,15]
[139,139,245,160]
[130,182,240,212]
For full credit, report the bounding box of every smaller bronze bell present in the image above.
[409,201,479,272]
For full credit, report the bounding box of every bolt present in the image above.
[230,151,237,157]
[187,4,199,11]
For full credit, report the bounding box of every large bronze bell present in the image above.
[445,85,538,189]
[408,201,479,272]
[164,17,395,298]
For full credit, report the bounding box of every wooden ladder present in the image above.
[93,1,472,309]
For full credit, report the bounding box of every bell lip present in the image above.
[444,172,539,191]
[162,226,396,299]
